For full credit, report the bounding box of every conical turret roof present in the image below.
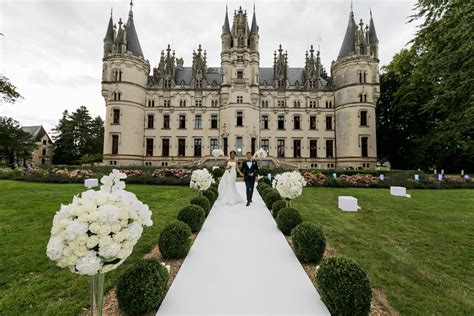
[337,10,357,59]
[369,10,379,44]
[104,13,114,42]
[125,3,144,57]
[251,6,258,33]
[223,5,231,33]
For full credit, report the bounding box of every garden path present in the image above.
[157,182,330,315]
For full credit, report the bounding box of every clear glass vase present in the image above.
[90,273,105,316]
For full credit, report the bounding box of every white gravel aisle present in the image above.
[157,182,330,315]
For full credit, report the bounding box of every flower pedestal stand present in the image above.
[90,273,105,316]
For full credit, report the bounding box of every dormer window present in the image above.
[293,100,301,108]
[277,80,285,88]
[179,100,186,107]
[211,100,219,107]
[237,70,244,79]
[261,100,269,108]
[195,80,202,88]
[148,99,155,107]
[309,80,316,88]
[164,79,171,88]
[237,96,243,104]
[113,92,121,101]
[309,100,317,108]
[237,55,244,62]
[164,100,171,107]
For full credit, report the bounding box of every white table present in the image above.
[390,186,410,197]
[338,196,360,212]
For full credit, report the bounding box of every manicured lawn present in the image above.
[0,180,194,315]
[293,187,474,315]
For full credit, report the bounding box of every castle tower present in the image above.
[220,6,260,156]
[331,7,379,169]
[102,1,150,166]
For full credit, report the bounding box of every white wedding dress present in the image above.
[218,161,245,205]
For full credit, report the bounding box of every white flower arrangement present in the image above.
[272,171,307,200]
[46,169,153,275]
[253,148,268,159]
[212,149,224,158]
[190,168,215,192]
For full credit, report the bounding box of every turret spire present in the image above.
[250,4,258,33]
[337,7,357,59]
[223,5,231,33]
[369,10,378,43]
[125,0,143,57]
[104,10,114,42]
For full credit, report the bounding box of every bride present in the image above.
[218,151,245,205]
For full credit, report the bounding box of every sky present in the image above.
[0,0,419,135]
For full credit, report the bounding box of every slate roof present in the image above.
[251,10,258,33]
[126,10,144,57]
[174,67,223,85]
[338,10,357,59]
[168,67,329,88]
[223,7,231,33]
[369,12,378,43]
[22,126,49,142]
[104,15,114,42]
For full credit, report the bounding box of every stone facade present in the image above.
[21,126,54,166]
[101,3,379,169]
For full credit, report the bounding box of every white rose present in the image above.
[112,231,126,243]
[99,235,113,247]
[89,222,102,234]
[98,224,112,236]
[86,236,99,249]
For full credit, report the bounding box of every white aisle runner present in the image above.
[157,182,330,315]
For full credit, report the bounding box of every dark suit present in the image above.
[241,160,259,203]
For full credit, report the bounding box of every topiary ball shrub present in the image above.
[291,222,326,264]
[264,191,282,210]
[316,256,372,316]
[158,220,192,259]
[271,200,287,219]
[202,190,216,206]
[208,185,218,197]
[116,258,169,315]
[261,187,275,200]
[256,182,269,194]
[212,167,225,178]
[177,205,205,232]
[258,177,272,185]
[276,207,303,235]
[190,196,211,216]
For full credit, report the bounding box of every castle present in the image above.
[101,2,380,169]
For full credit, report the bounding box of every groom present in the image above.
[240,152,259,207]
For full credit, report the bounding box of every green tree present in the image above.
[0,75,22,104]
[52,107,104,165]
[377,0,473,171]
[0,117,35,166]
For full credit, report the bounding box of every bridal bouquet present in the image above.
[190,168,215,193]
[46,169,153,275]
[253,148,268,159]
[272,171,307,202]
[212,149,224,157]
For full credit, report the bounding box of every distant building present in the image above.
[101,2,379,169]
[22,126,53,166]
